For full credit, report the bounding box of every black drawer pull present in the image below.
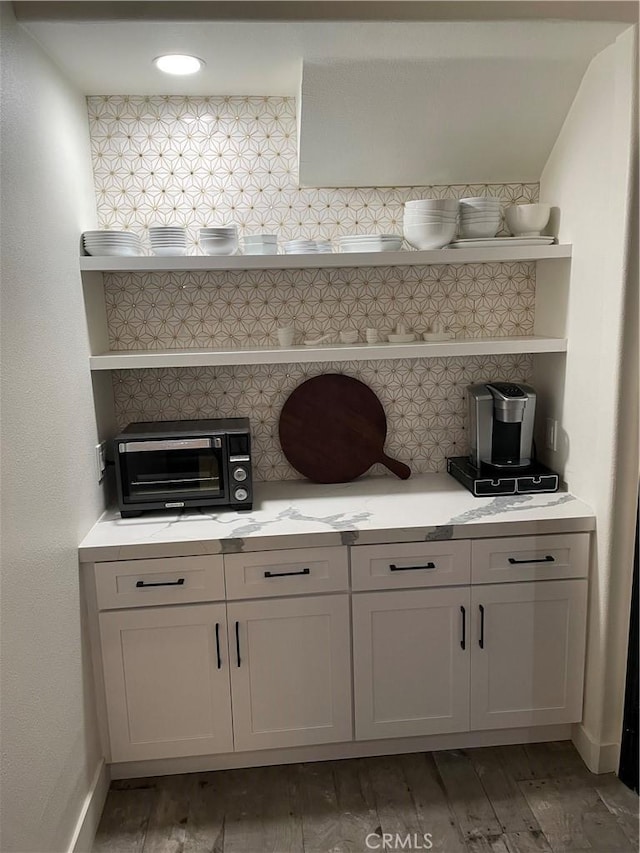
[235,621,241,667]
[264,567,311,579]
[389,562,436,572]
[508,555,555,565]
[215,623,222,670]
[136,578,185,588]
[479,604,485,649]
[460,606,466,650]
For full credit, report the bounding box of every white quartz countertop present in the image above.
[78,474,595,563]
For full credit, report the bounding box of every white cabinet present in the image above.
[470,579,588,730]
[99,603,233,762]
[227,594,352,751]
[352,588,470,740]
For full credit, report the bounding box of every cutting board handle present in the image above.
[380,453,411,480]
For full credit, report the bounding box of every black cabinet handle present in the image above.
[215,623,222,670]
[508,555,555,565]
[235,621,241,667]
[264,567,311,578]
[136,578,185,588]
[479,604,485,649]
[460,606,466,650]
[389,562,436,572]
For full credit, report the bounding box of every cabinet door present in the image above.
[352,588,470,741]
[471,579,588,730]
[100,604,233,761]
[228,594,352,751]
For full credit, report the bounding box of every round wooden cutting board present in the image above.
[278,373,411,483]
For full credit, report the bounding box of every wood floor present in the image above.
[93,742,639,853]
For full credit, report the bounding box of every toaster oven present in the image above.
[114,418,252,517]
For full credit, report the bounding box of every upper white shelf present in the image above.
[90,336,567,371]
[80,244,572,273]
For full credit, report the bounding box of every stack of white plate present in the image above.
[200,227,238,256]
[241,234,277,255]
[283,239,320,254]
[403,199,458,250]
[83,231,144,257]
[315,241,333,254]
[338,234,403,253]
[459,197,502,238]
[149,226,188,256]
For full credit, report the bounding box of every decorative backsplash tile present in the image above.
[88,95,539,480]
[87,95,538,246]
[104,262,535,350]
[113,355,534,481]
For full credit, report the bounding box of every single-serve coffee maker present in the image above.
[468,382,536,469]
[446,381,559,497]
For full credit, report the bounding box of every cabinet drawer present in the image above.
[94,556,225,610]
[224,547,349,600]
[471,533,590,584]
[351,541,471,591]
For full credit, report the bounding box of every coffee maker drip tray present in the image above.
[447,456,559,498]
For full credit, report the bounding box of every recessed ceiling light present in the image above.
[153,54,204,76]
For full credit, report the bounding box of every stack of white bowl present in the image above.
[403,199,458,249]
[338,234,403,253]
[315,241,333,254]
[459,197,502,238]
[283,239,320,254]
[83,231,144,257]
[200,227,238,256]
[241,234,277,255]
[149,226,188,256]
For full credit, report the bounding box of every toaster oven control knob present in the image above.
[234,487,249,502]
[232,466,248,482]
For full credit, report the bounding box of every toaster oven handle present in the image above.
[136,578,185,588]
[120,438,213,453]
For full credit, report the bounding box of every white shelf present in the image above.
[90,336,567,371]
[80,244,572,273]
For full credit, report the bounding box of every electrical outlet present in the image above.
[545,418,558,452]
[95,441,107,483]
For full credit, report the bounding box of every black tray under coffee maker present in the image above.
[449,382,559,497]
[447,456,559,497]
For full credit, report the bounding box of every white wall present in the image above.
[0,7,107,851]
[534,25,638,772]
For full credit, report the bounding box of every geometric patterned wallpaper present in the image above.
[88,95,539,480]
[113,355,534,481]
[104,262,536,350]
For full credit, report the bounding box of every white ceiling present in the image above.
[19,18,626,96]
[18,14,630,186]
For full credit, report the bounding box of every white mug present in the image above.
[277,327,295,347]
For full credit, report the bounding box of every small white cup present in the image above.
[365,328,379,344]
[277,327,295,347]
[340,329,358,344]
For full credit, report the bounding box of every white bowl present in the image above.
[459,220,501,238]
[505,204,551,237]
[403,221,457,250]
[152,246,188,256]
[460,196,501,206]
[404,213,458,222]
[405,199,459,211]
[241,245,278,255]
[201,236,238,255]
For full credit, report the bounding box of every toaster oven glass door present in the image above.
[119,438,225,504]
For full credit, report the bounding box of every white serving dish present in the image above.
[448,236,555,248]
[387,333,416,343]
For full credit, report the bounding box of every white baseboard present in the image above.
[572,723,621,774]
[67,759,110,853]
[110,723,571,780]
